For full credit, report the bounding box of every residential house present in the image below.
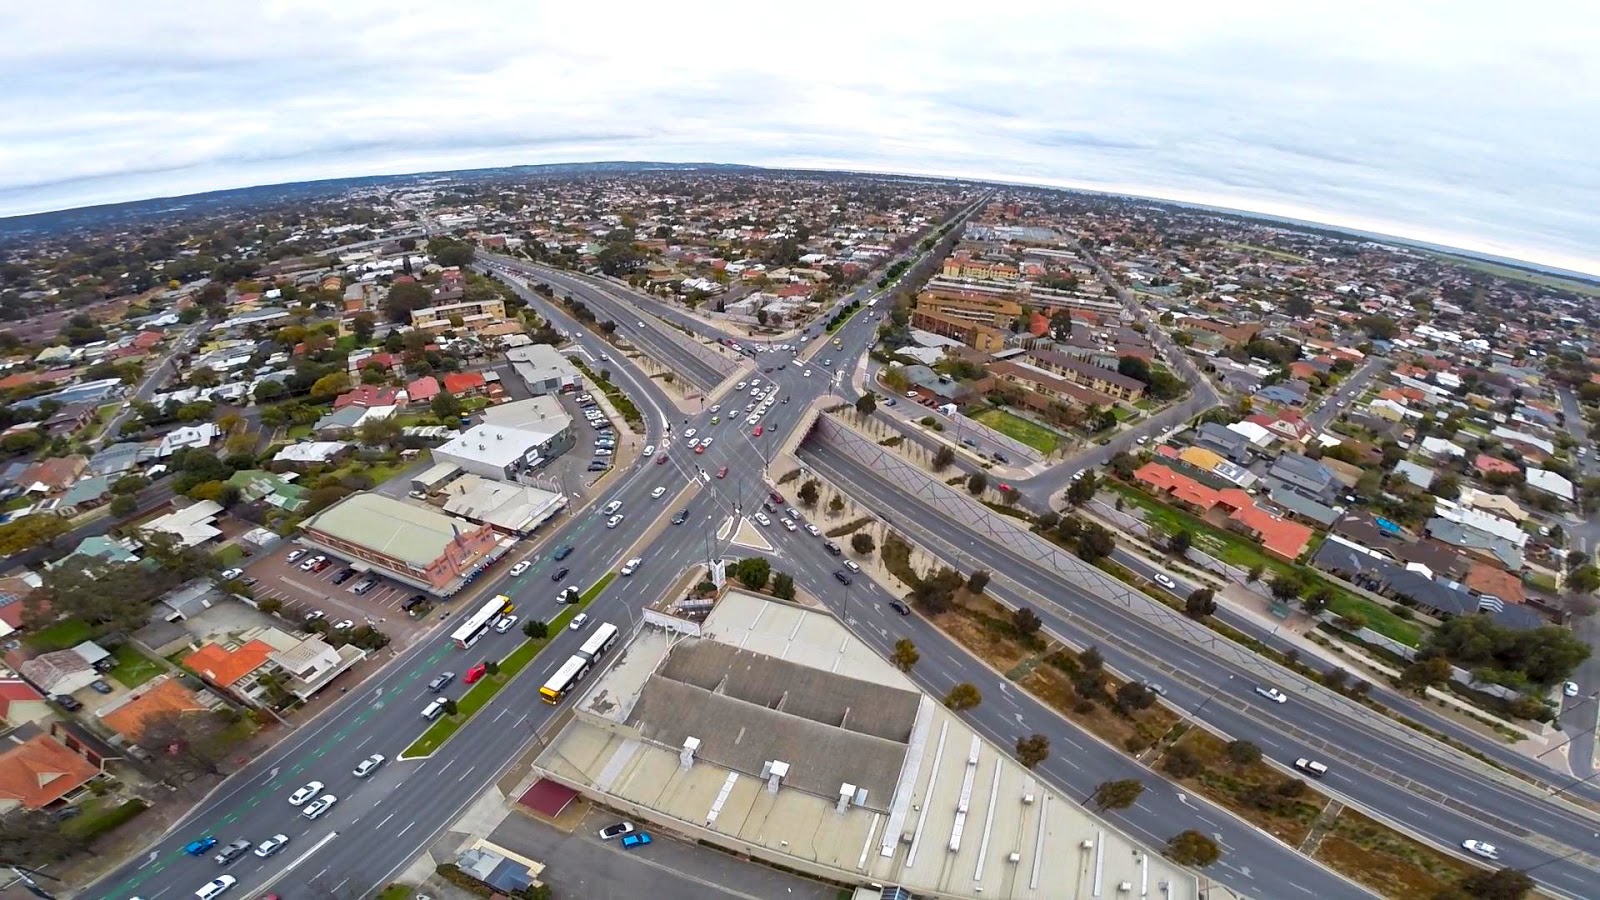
[1266,453,1341,503]
[1419,437,1467,461]
[1425,519,1524,571]
[138,500,223,548]
[334,385,407,411]
[183,639,275,702]
[1391,460,1437,490]
[1525,468,1575,503]
[98,676,212,743]
[1133,462,1314,560]
[156,423,221,458]
[56,475,114,516]
[272,441,352,467]
[1474,454,1522,478]
[1247,411,1315,447]
[1314,537,1542,630]
[0,728,102,812]
[15,455,88,497]
[1464,562,1526,607]
[407,376,441,406]
[1253,381,1311,408]
[0,679,50,726]
[910,308,1007,352]
[227,469,310,512]
[86,442,152,478]
[442,371,487,398]
[19,649,99,696]
[1193,422,1255,465]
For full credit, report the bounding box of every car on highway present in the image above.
[804,523,821,537]
[1293,758,1328,778]
[353,754,386,777]
[710,404,721,413]
[253,834,289,858]
[651,486,666,499]
[184,837,219,856]
[1462,840,1500,860]
[888,600,912,616]
[465,662,489,684]
[287,782,324,806]
[1565,681,1580,697]
[642,444,655,457]
[1136,435,1150,445]
[843,559,861,573]
[699,437,714,451]
[833,570,853,585]
[717,466,728,478]
[551,566,570,582]
[301,794,337,820]
[781,517,797,531]
[621,557,643,576]
[195,876,237,900]
[1153,572,1176,590]
[621,832,653,850]
[554,545,574,561]
[213,839,252,865]
[1254,686,1288,704]
[558,586,581,604]
[570,613,590,631]
[802,369,811,377]
[769,491,785,504]
[824,541,842,556]
[510,561,531,577]
[428,672,455,692]
[754,512,772,527]
[494,615,519,634]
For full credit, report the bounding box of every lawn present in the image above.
[286,424,313,439]
[212,544,245,567]
[26,619,93,652]
[109,645,165,688]
[376,887,414,900]
[1220,241,1312,264]
[61,797,149,841]
[970,407,1059,454]
[1106,482,1422,646]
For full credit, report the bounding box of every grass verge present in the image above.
[1313,808,1477,898]
[62,797,149,841]
[970,407,1059,454]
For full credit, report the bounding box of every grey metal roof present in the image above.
[1314,541,1542,630]
[303,492,485,567]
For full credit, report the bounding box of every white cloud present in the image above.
[2,1,1597,273]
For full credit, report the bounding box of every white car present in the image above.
[569,613,590,631]
[754,512,772,526]
[288,781,324,806]
[1564,681,1581,697]
[219,567,243,581]
[196,876,237,898]
[353,754,385,777]
[510,561,531,577]
[253,834,289,858]
[781,518,798,532]
[805,523,821,537]
[747,415,760,426]
[1462,840,1500,860]
[736,381,747,390]
[621,557,643,576]
[1254,686,1288,704]
[603,500,622,516]
[710,404,721,413]
[333,619,354,631]
[493,615,518,634]
[802,369,812,377]
[301,794,337,820]
[642,444,655,457]
[699,437,714,450]
[684,428,697,439]
[651,486,666,499]
[607,514,624,528]
[1154,573,1176,590]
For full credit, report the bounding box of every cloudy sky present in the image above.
[3,1,1597,274]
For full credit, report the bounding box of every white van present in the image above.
[422,698,448,721]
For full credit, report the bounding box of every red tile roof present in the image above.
[407,376,440,403]
[184,639,273,687]
[1134,462,1312,560]
[1465,562,1526,605]
[0,732,98,809]
[100,678,208,740]
[0,678,44,722]
[1474,454,1521,476]
[442,371,486,394]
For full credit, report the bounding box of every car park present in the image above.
[651,486,666,499]
[286,549,307,564]
[621,832,653,849]
[511,561,531,577]
[213,839,252,865]
[351,578,377,595]
[333,619,354,631]
[288,782,324,806]
[298,555,324,571]
[569,613,590,631]
[184,837,219,856]
[253,834,289,858]
[587,460,609,471]
[833,570,853,585]
[353,754,386,777]
[493,615,519,634]
[593,447,613,456]
[551,566,570,581]
[621,557,643,576]
[1293,758,1328,778]
[301,794,337,820]
[607,514,624,528]
[1254,686,1288,704]
[330,568,355,585]
[465,662,489,683]
[428,672,455,692]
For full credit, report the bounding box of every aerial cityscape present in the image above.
[0,7,1597,900]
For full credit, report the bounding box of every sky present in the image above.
[3,1,1598,274]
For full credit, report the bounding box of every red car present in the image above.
[464,662,488,684]
[716,466,728,479]
[655,454,668,465]
[752,425,763,437]
[769,491,785,504]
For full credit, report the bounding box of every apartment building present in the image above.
[941,256,1020,282]
[915,287,1022,329]
[1026,349,1145,401]
[910,308,1007,352]
[410,297,507,335]
[989,359,1112,409]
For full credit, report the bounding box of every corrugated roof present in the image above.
[303,492,486,567]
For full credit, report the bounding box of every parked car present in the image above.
[52,694,83,712]
[89,679,113,694]
[219,568,243,581]
[598,821,636,840]
[1565,681,1581,697]
[621,832,653,850]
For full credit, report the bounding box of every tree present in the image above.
[483,660,500,677]
[891,638,920,672]
[1091,778,1145,811]
[428,237,476,268]
[142,710,238,780]
[351,313,376,343]
[0,809,83,869]
[253,380,287,403]
[1014,733,1051,768]
[1185,588,1217,618]
[188,367,220,389]
[1400,656,1454,693]
[1165,830,1221,867]
[932,445,955,471]
[1248,563,1265,583]
[1117,355,1153,385]
[1437,867,1535,900]
[1421,614,1590,688]
[1049,309,1074,340]
[944,682,982,710]
[1075,522,1116,562]
[357,416,403,448]
[772,572,796,601]
[1115,680,1155,714]
[735,557,771,591]
[110,494,139,517]
[0,513,70,556]
[1269,572,1304,602]
[966,471,988,495]
[309,372,351,402]
[828,494,845,515]
[1226,739,1263,766]
[382,281,433,323]
[1167,529,1192,556]
[855,393,877,416]
[431,389,462,421]
[1066,471,1098,506]
[1302,585,1334,616]
[1011,606,1042,638]
[798,479,820,508]
[439,698,458,716]
[968,570,991,594]
[523,619,549,639]
[851,532,876,555]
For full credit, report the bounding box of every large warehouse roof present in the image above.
[302,492,482,566]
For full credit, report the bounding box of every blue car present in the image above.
[620,832,652,850]
[183,836,218,855]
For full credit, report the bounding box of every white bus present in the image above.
[576,622,619,662]
[866,297,879,308]
[451,594,513,649]
[539,655,592,704]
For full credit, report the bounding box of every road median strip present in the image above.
[401,572,618,759]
